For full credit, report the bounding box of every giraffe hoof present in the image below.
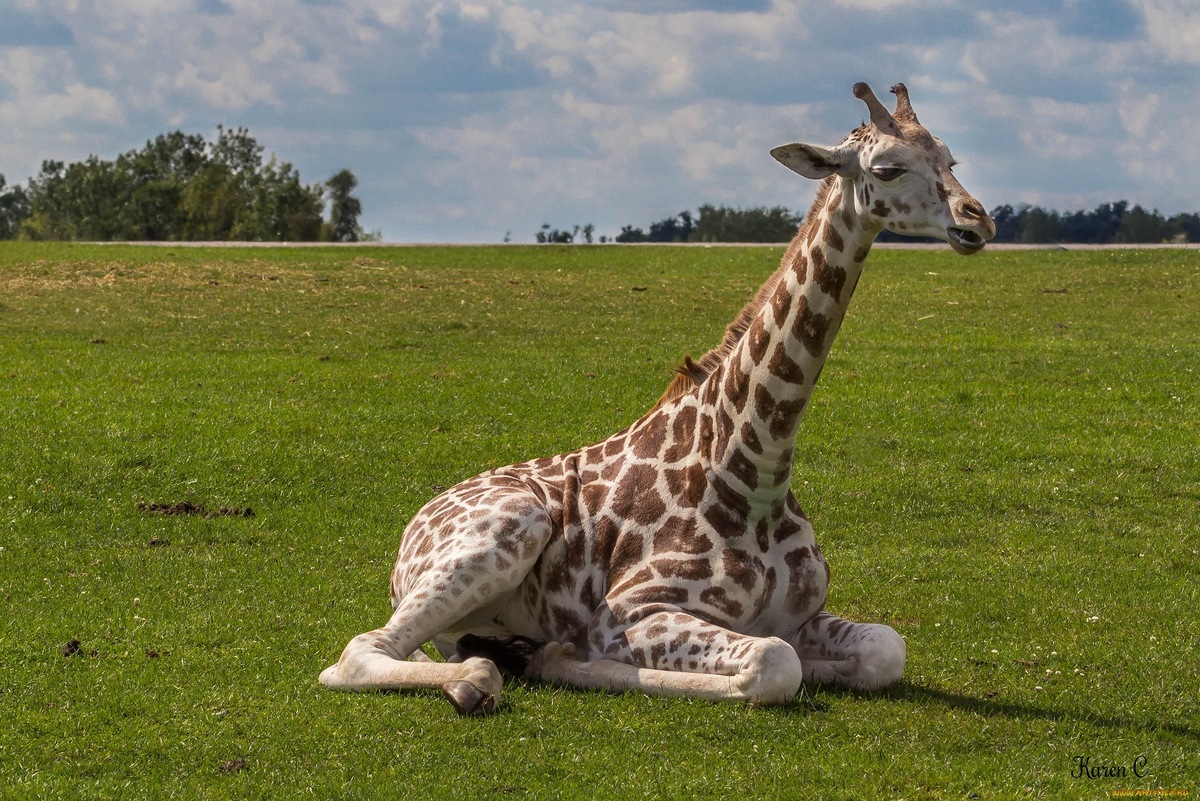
[526,640,577,680]
[442,680,499,716]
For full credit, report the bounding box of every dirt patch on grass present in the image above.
[61,639,97,657]
[138,501,255,519]
[218,758,248,775]
[0,259,320,295]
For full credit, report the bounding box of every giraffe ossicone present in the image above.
[320,82,996,714]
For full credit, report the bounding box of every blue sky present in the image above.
[1,0,1196,242]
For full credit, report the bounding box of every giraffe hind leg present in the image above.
[790,611,906,690]
[320,487,555,714]
[318,591,507,715]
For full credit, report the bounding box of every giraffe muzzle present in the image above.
[947,226,986,255]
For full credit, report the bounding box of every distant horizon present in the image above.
[65,240,1200,251]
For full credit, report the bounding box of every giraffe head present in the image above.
[771,82,995,255]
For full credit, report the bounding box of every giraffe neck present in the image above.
[703,176,878,516]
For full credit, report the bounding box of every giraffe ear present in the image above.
[770,143,856,180]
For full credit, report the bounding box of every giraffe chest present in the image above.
[492,406,831,647]
[604,499,831,639]
[504,461,830,647]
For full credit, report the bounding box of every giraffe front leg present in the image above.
[791,611,906,690]
[527,610,803,705]
[320,621,504,715]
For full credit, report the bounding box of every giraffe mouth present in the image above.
[947,227,986,255]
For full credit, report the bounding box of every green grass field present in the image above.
[1,241,1196,799]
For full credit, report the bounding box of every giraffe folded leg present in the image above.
[790,611,905,690]
[320,488,555,714]
[527,610,803,705]
[322,596,510,715]
[319,611,505,715]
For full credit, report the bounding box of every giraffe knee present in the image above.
[853,625,906,690]
[739,637,804,705]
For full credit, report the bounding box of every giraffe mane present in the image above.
[649,176,838,412]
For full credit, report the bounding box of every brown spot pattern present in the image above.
[792,297,830,357]
[784,546,823,616]
[840,203,856,231]
[739,422,763,455]
[822,222,844,252]
[813,259,847,302]
[608,464,664,525]
[699,587,744,620]
[722,367,750,414]
[662,462,706,507]
[627,585,689,607]
[652,515,713,555]
[767,345,805,385]
[669,404,696,443]
[722,550,763,593]
[767,397,805,440]
[655,558,714,582]
[725,447,759,491]
[753,384,776,421]
[747,320,771,365]
[770,279,791,328]
[702,498,746,537]
[631,413,668,460]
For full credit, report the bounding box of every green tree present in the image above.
[117,131,208,240]
[1168,212,1200,243]
[647,211,694,242]
[614,224,648,243]
[1018,206,1062,244]
[210,126,264,183]
[324,169,363,242]
[1116,205,1173,243]
[0,174,31,240]
[179,163,241,240]
[66,156,130,240]
[690,205,801,242]
[988,204,1022,242]
[13,128,332,242]
[229,157,324,242]
[23,160,74,240]
[536,223,576,243]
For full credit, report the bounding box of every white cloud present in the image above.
[1135,0,1200,64]
[0,0,1197,239]
[1117,83,1161,142]
[834,0,952,7]
[0,47,123,133]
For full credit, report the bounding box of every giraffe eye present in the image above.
[870,165,905,181]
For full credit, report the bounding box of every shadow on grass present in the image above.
[497,676,833,717]
[861,682,1200,743]
[339,673,1185,736]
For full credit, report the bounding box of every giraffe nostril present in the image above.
[959,202,984,220]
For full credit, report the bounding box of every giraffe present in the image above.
[320,82,996,714]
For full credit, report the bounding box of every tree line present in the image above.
[537,200,1200,245]
[0,127,368,242]
[5,131,1196,247]
[532,205,802,245]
